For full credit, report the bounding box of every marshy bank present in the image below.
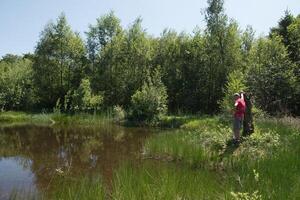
[0,112,299,199]
[0,111,113,127]
[144,116,300,199]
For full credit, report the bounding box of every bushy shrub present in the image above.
[129,69,167,123]
[64,78,103,112]
[0,58,35,110]
[236,129,280,159]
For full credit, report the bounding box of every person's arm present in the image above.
[240,92,244,100]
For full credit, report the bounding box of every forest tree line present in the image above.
[0,0,300,117]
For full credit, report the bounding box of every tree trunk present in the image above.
[243,93,254,136]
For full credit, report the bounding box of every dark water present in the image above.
[0,124,152,199]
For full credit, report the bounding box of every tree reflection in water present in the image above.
[0,124,152,196]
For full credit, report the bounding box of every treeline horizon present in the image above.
[1,0,300,116]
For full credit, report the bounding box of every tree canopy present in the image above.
[1,1,300,116]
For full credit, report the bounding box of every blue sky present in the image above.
[0,0,299,57]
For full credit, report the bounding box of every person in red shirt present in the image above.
[233,92,246,143]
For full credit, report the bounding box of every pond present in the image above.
[0,124,153,199]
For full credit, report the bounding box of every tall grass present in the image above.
[144,117,232,168]
[111,162,230,200]
[8,176,106,200]
[0,111,41,123]
[0,111,113,126]
[9,163,230,200]
[50,112,112,126]
[50,176,106,200]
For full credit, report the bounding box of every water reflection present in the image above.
[0,157,36,199]
[0,124,152,198]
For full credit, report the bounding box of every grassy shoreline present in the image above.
[0,111,112,126]
[0,111,225,127]
[143,116,300,199]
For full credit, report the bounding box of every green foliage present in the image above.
[1,54,23,63]
[129,69,167,123]
[64,78,103,112]
[202,0,243,113]
[86,11,122,64]
[156,30,191,112]
[246,35,296,114]
[91,17,156,108]
[237,130,280,159]
[287,17,300,115]
[270,10,295,46]
[1,7,300,116]
[241,26,255,66]
[287,16,300,64]
[0,58,35,110]
[271,13,300,115]
[32,13,86,108]
[221,70,247,113]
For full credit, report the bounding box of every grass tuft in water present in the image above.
[111,162,229,200]
[50,176,106,200]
